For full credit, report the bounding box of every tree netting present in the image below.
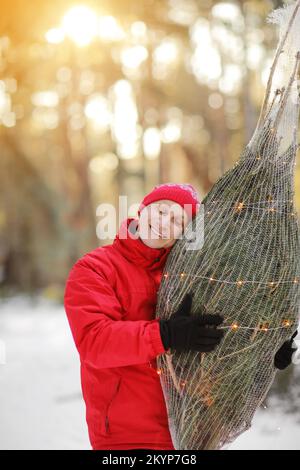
[155,1,300,450]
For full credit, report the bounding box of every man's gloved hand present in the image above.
[159,293,224,353]
[274,330,298,370]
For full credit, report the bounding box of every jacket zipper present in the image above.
[104,377,122,434]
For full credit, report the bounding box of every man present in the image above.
[64,183,297,450]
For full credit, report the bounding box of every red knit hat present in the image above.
[138,183,201,219]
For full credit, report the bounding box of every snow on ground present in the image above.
[0,295,299,450]
[0,295,90,450]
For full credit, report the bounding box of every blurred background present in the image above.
[0,0,299,449]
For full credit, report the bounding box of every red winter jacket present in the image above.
[64,217,175,450]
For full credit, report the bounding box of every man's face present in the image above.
[137,199,190,249]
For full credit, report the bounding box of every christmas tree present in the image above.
[156,1,300,450]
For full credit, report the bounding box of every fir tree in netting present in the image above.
[156,1,300,450]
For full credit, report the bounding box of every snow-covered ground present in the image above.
[0,295,299,450]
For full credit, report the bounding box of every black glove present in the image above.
[159,293,224,353]
[274,330,298,370]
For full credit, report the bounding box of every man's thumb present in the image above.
[174,292,193,317]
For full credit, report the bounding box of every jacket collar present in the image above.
[113,217,173,270]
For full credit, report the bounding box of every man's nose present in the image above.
[159,213,171,224]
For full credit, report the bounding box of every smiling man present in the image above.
[137,198,190,249]
[64,183,225,450]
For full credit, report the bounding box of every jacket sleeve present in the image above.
[64,256,167,369]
